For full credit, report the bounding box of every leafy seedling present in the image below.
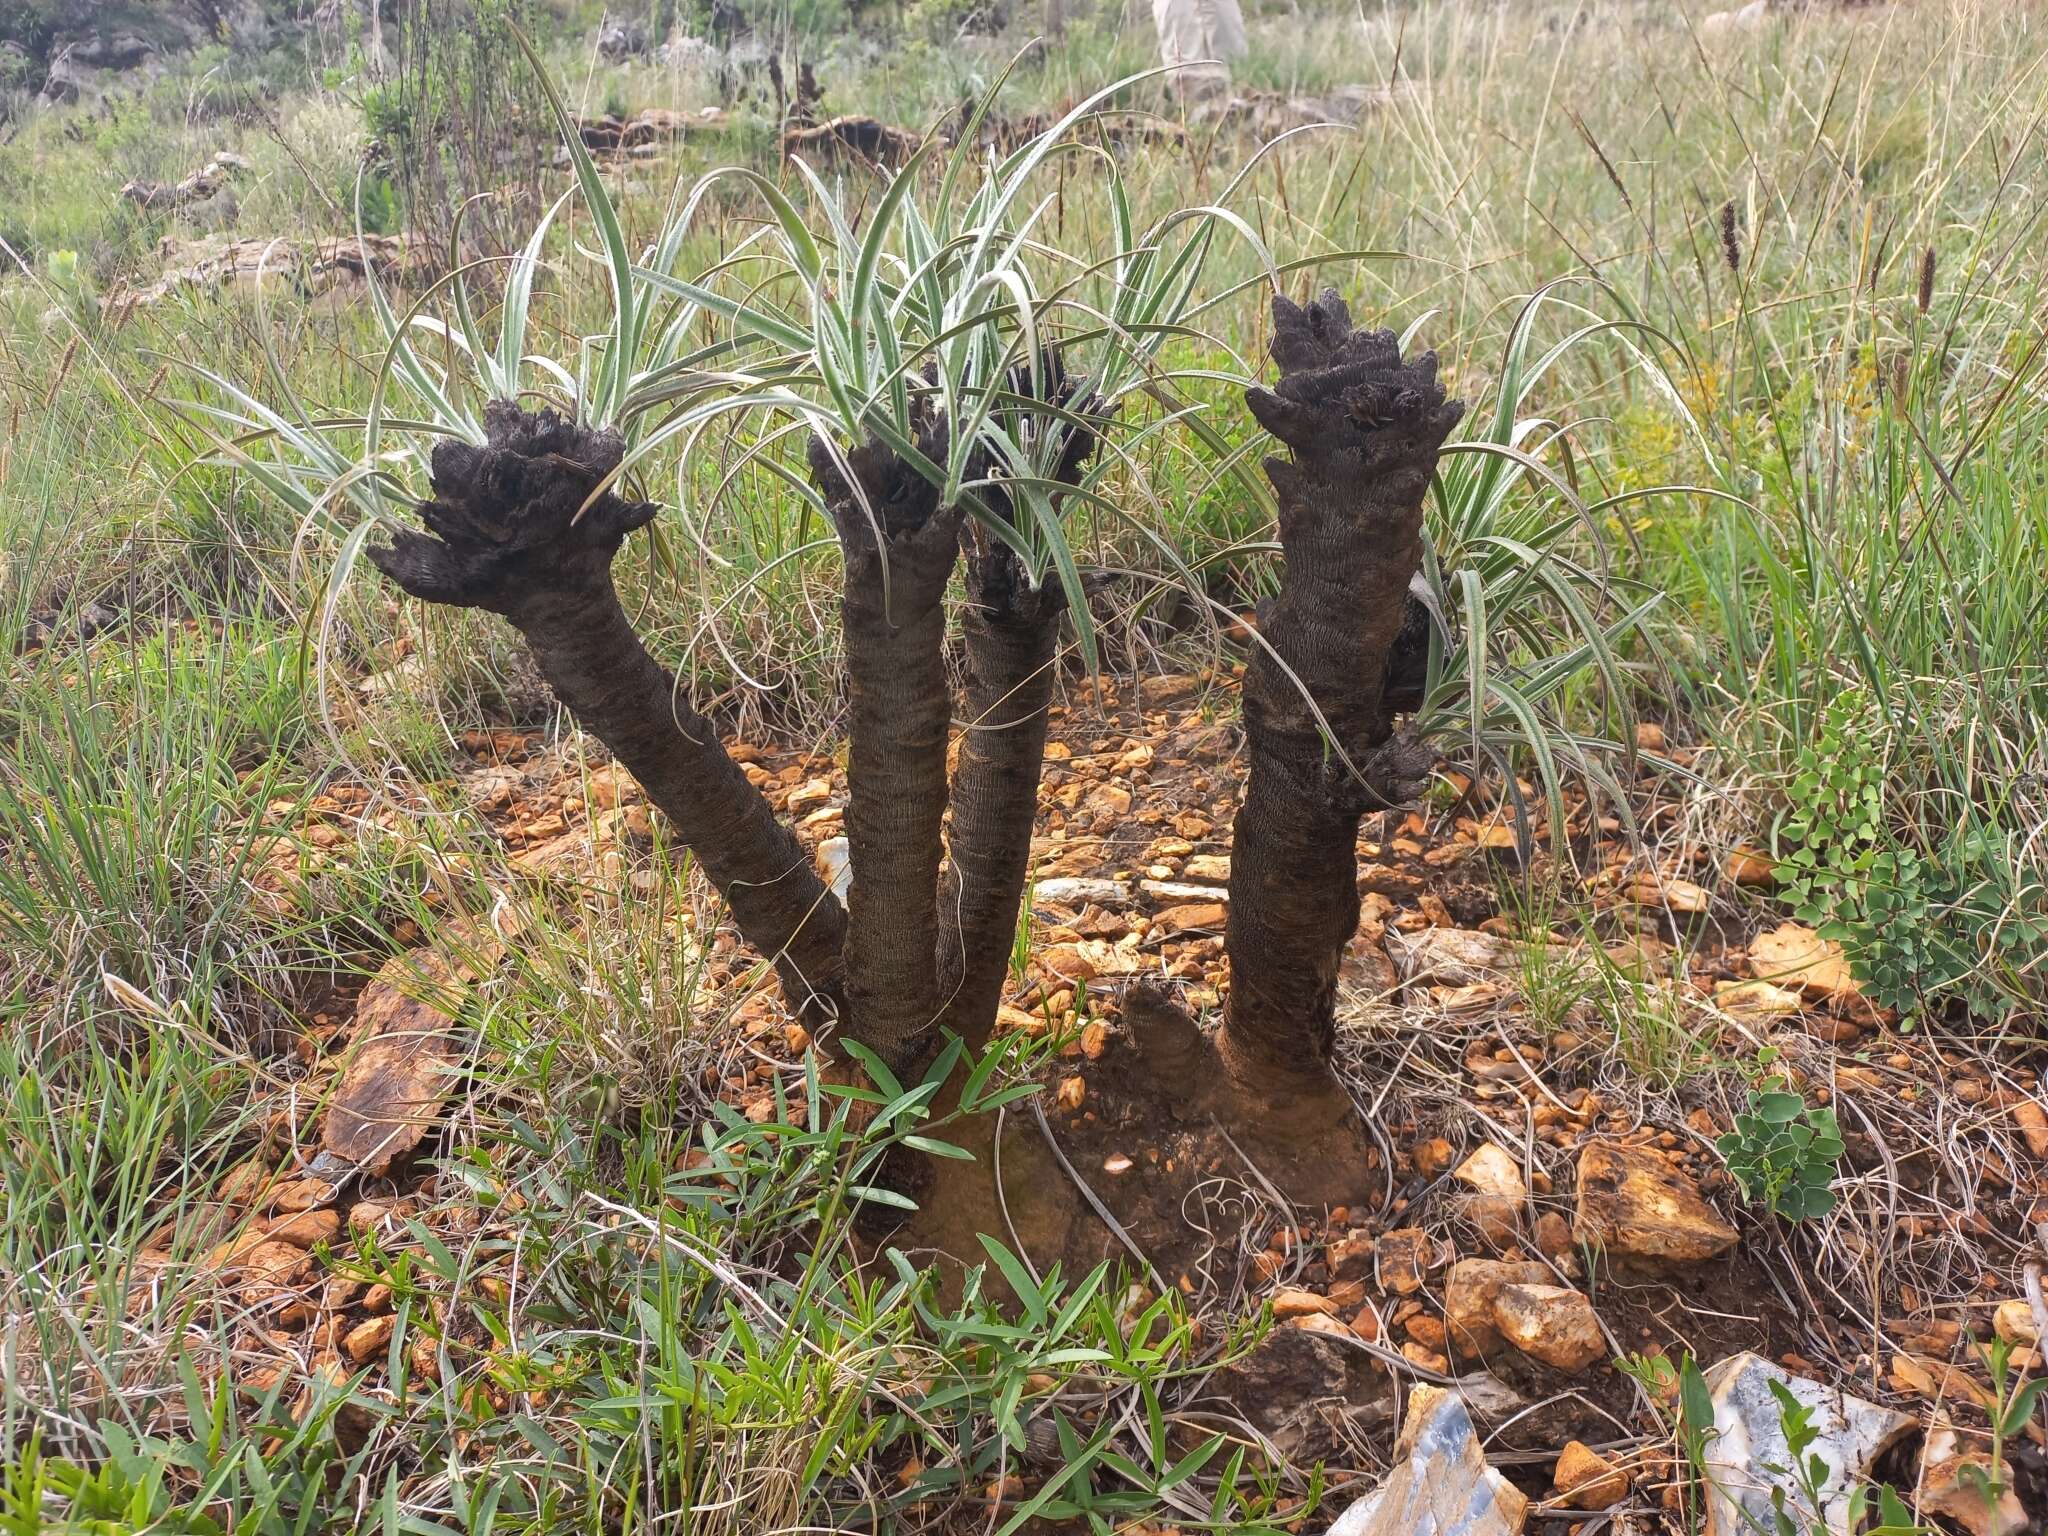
[1717,1084,1842,1222]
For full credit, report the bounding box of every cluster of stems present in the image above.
[368,292,1461,1198]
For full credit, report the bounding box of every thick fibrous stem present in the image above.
[935,374,1099,1047]
[368,401,848,1025]
[810,430,963,1073]
[934,538,1065,1044]
[1218,291,1463,1103]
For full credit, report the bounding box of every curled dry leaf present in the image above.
[1889,1352,1995,1415]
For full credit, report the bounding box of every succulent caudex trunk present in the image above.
[366,298,1463,1225]
[1217,291,1463,1112]
[935,371,1100,1049]
[933,535,1065,1048]
[367,402,848,1026]
[809,428,963,1074]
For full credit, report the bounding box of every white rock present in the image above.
[1325,1386,1527,1536]
[1031,877,1131,907]
[815,837,852,903]
[1702,1353,1915,1536]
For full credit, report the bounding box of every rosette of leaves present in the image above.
[1717,1084,1843,1222]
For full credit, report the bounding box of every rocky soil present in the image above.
[160,661,2048,1532]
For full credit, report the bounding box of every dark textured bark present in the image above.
[809,429,963,1073]
[368,401,848,1026]
[933,538,1065,1046]
[934,376,1100,1048]
[1217,291,1463,1104]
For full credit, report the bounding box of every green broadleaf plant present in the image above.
[1717,1080,1843,1223]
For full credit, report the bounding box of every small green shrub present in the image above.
[1717,1081,1842,1222]
[1959,1337,2048,1523]
[1777,690,2044,1026]
[352,170,402,234]
[42,246,90,319]
[359,81,412,150]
